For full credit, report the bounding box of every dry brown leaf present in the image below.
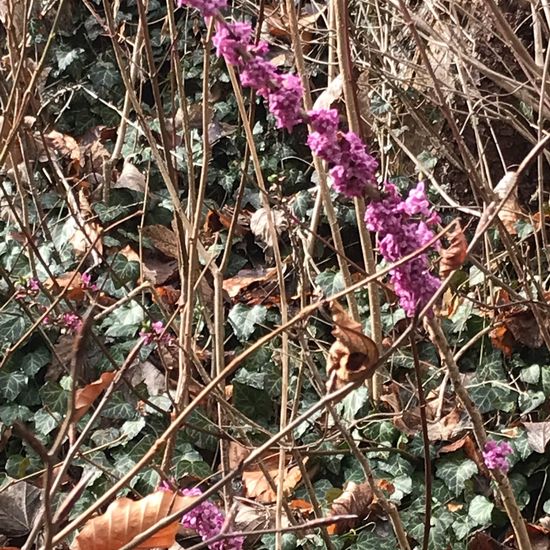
[327,481,374,535]
[313,75,344,110]
[493,171,524,235]
[43,271,85,302]
[228,442,304,503]
[447,502,464,512]
[142,225,179,259]
[41,130,81,166]
[113,161,146,193]
[489,324,515,356]
[71,491,195,550]
[439,221,468,278]
[327,301,379,389]
[74,372,117,422]
[523,422,550,454]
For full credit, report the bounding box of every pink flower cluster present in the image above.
[160,484,243,550]
[365,182,440,317]
[483,440,513,473]
[14,278,40,300]
[81,272,98,291]
[42,311,82,333]
[308,108,378,197]
[212,20,304,131]
[140,320,174,346]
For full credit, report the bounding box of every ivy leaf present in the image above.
[34,409,62,435]
[40,381,69,414]
[88,59,121,95]
[228,304,267,341]
[0,405,33,425]
[110,253,140,289]
[101,393,137,420]
[315,270,345,297]
[436,457,478,496]
[103,302,144,338]
[0,310,30,347]
[349,530,397,550]
[519,364,540,384]
[0,371,28,400]
[468,495,494,526]
[23,347,50,376]
[519,391,546,414]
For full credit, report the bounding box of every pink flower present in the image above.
[483,440,513,473]
[81,273,98,291]
[158,484,243,550]
[140,321,174,346]
[178,0,227,16]
[28,278,40,292]
[365,182,440,317]
[212,22,252,66]
[266,73,304,131]
[62,312,82,332]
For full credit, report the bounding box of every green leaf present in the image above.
[315,270,345,297]
[56,48,84,72]
[0,371,28,400]
[468,495,494,526]
[0,310,30,347]
[101,393,137,420]
[233,382,272,420]
[519,391,545,414]
[0,405,32,425]
[519,364,540,384]
[40,382,68,414]
[436,458,478,496]
[110,253,139,289]
[23,348,50,376]
[452,513,477,540]
[338,386,370,422]
[542,366,550,396]
[228,304,267,341]
[103,302,144,338]
[33,409,61,435]
[349,530,397,550]
[88,59,121,94]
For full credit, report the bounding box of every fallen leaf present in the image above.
[249,208,287,248]
[113,161,146,193]
[74,372,117,422]
[447,502,464,512]
[326,481,374,535]
[71,491,195,550]
[523,422,550,453]
[489,324,515,357]
[468,531,499,550]
[41,130,81,166]
[222,268,279,305]
[142,225,179,259]
[43,271,85,302]
[327,301,379,389]
[228,442,304,504]
[439,221,468,278]
[289,499,314,514]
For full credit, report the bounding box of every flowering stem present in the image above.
[425,316,532,550]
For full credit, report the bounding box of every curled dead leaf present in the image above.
[113,161,146,193]
[249,208,287,248]
[439,221,468,278]
[74,372,117,422]
[142,225,179,259]
[313,75,344,110]
[327,301,379,389]
[71,491,195,550]
[228,442,304,504]
[327,481,373,535]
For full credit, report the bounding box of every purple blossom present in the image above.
[140,321,175,346]
[483,440,513,473]
[28,278,40,292]
[212,22,252,66]
[266,73,304,131]
[306,109,378,198]
[365,182,440,316]
[62,312,82,332]
[178,0,227,16]
[81,273,98,291]
[159,484,243,550]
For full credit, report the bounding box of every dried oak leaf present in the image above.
[71,491,195,550]
[439,221,468,278]
[113,161,146,193]
[327,301,379,389]
[74,371,116,422]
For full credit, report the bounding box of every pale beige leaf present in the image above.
[249,208,287,248]
[113,161,146,193]
[313,74,344,110]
